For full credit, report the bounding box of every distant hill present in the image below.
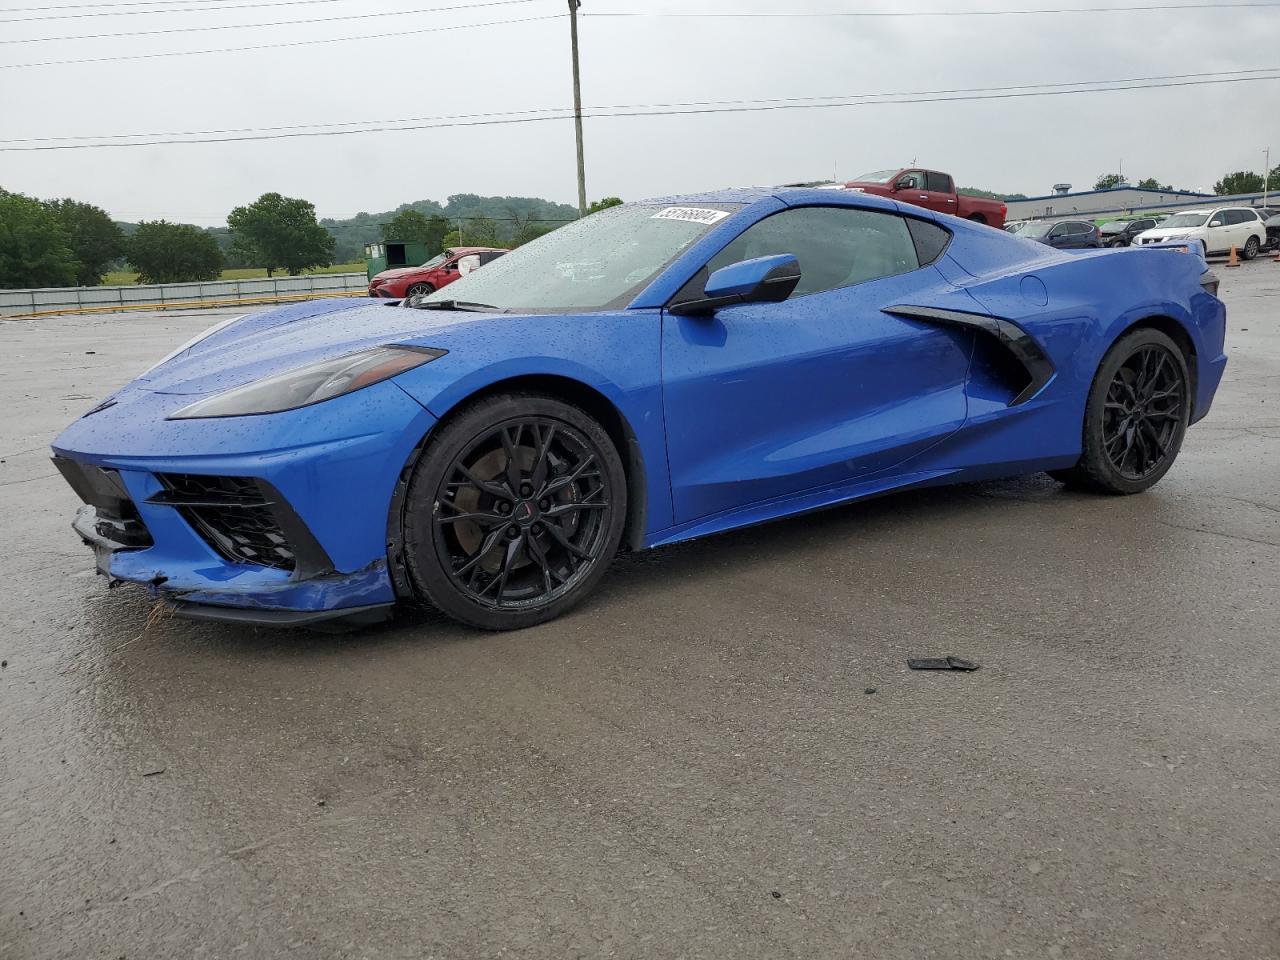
[959,187,1029,201]
[113,193,581,268]
[321,194,580,262]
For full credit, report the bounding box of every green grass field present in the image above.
[102,262,365,286]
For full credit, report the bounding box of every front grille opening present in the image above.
[157,474,296,571]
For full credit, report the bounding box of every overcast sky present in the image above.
[1,0,1277,226]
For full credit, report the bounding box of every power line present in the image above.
[0,0,347,24]
[3,71,1277,151]
[0,12,564,67]
[6,68,1274,145]
[585,1,1280,17]
[3,0,536,42]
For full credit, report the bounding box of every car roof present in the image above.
[640,186,902,213]
[448,246,508,253]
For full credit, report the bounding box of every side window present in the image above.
[906,218,951,266]
[1236,209,1258,222]
[456,254,481,275]
[1070,222,1092,235]
[1208,212,1226,227]
[699,206,922,300]
[898,171,924,190]
[925,171,954,193]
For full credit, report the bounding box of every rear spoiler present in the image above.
[1130,240,1218,295]
[1132,239,1207,263]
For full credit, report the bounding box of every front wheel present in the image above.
[1048,328,1190,494]
[406,282,434,297]
[401,393,627,630]
[1108,239,1124,248]
[1242,235,1260,260]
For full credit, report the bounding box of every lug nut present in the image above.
[539,499,550,510]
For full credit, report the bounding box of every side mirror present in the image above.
[668,254,801,317]
[893,177,912,192]
[1208,219,1224,228]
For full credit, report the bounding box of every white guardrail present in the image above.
[0,272,369,319]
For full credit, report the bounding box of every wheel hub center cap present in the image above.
[512,499,540,526]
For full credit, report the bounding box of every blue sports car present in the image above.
[52,188,1226,630]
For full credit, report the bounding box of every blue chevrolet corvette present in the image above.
[52,188,1226,630]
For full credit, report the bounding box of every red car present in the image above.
[367,246,509,299]
[840,168,1007,229]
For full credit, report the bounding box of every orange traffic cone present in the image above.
[1226,245,1241,268]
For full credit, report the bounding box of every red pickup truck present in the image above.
[840,168,1006,229]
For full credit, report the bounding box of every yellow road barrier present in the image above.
[3,289,368,322]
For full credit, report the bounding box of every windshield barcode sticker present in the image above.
[651,206,730,225]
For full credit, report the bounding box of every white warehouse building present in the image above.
[1005,184,1276,222]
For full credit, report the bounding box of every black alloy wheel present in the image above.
[1049,328,1190,494]
[401,393,627,630]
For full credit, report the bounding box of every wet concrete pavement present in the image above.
[2,264,1278,959]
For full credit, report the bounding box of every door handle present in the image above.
[918,195,929,200]
[945,199,956,204]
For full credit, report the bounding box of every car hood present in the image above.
[135,298,497,396]
[371,266,427,282]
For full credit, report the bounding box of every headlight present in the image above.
[167,345,445,419]
[140,314,245,378]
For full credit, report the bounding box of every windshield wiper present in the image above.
[412,299,502,312]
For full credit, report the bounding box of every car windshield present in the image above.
[1159,213,1209,228]
[1015,222,1054,238]
[852,169,901,184]
[417,252,448,269]
[413,202,742,312]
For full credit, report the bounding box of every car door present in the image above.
[660,205,974,525]
[924,171,959,215]
[1232,209,1260,248]
[894,170,931,209]
[1205,210,1230,253]
[1045,223,1071,248]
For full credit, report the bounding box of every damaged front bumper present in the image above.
[51,379,437,628]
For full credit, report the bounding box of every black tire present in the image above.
[400,393,627,630]
[1048,328,1190,494]
[1107,239,1124,248]
[1242,235,1260,261]
[406,282,434,297]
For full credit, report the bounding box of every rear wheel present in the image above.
[1048,328,1190,494]
[401,393,627,630]
[1243,235,1260,261]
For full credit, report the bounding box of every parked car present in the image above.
[1134,207,1267,259]
[1014,219,1103,249]
[368,246,509,298]
[1263,212,1280,252]
[52,189,1225,631]
[1099,218,1158,247]
[841,167,1007,228]
[1005,219,1032,233]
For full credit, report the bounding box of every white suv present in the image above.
[1134,207,1267,259]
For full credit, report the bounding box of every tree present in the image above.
[382,209,450,257]
[227,192,335,276]
[1136,177,1173,191]
[0,190,79,289]
[45,198,124,286]
[1094,174,1124,190]
[127,220,222,284]
[1267,165,1280,191]
[586,196,623,215]
[450,216,499,247]
[1214,171,1265,195]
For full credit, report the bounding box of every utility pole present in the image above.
[1264,147,1271,210]
[568,0,587,216]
